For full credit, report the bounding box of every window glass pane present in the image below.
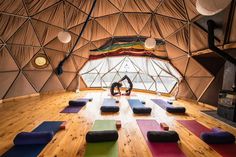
[80,56,181,93]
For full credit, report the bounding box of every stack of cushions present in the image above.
[14,132,54,145]
[147,131,180,142]
[200,128,235,144]
[86,130,118,142]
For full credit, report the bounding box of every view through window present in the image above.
[80,56,182,93]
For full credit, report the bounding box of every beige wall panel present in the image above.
[91,0,119,17]
[72,55,88,71]
[0,14,26,41]
[41,73,64,92]
[0,71,18,99]
[23,70,52,92]
[8,45,40,68]
[186,77,213,99]
[96,14,120,35]
[33,2,64,28]
[156,0,187,20]
[108,0,126,11]
[65,2,87,29]
[91,20,111,41]
[67,75,79,91]
[24,0,60,16]
[177,79,196,100]
[0,47,19,71]
[184,0,199,20]
[58,72,76,89]
[140,18,162,38]
[166,26,189,52]
[171,56,189,75]
[113,14,137,36]
[166,42,187,59]
[155,15,185,38]
[7,21,40,46]
[5,72,36,99]
[185,58,212,77]
[123,0,150,12]
[31,20,62,46]
[0,0,27,16]
[124,13,150,34]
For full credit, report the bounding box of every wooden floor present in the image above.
[0,90,236,157]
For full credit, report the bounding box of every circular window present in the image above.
[32,54,49,69]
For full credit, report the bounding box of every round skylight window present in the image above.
[32,54,49,69]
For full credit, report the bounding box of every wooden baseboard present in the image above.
[3,93,40,103]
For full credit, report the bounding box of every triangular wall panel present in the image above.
[124,13,150,35]
[33,2,65,28]
[58,72,76,89]
[40,73,64,92]
[165,25,189,52]
[24,0,60,16]
[7,21,40,46]
[113,14,137,36]
[4,72,36,99]
[31,19,63,46]
[166,42,187,59]
[155,15,185,38]
[0,14,27,41]
[123,0,150,12]
[23,70,52,92]
[156,0,187,20]
[0,0,27,16]
[0,71,19,99]
[7,45,40,69]
[0,47,19,71]
[96,13,120,35]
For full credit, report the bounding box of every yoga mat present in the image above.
[137,120,185,157]
[151,99,172,109]
[1,121,63,157]
[127,99,144,109]
[84,120,118,157]
[177,120,236,157]
[61,98,90,113]
[102,98,116,107]
[60,106,83,113]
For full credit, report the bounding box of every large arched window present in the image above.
[80,56,182,93]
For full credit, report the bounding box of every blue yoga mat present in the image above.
[102,98,116,107]
[127,99,144,109]
[1,121,63,157]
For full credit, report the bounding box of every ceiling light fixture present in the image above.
[196,0,232,16]
[57,31,71,43]
[144,38,156,49]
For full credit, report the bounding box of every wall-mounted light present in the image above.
[57,31,71,43]
[196,0,232,16]
[144,38,156,49]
